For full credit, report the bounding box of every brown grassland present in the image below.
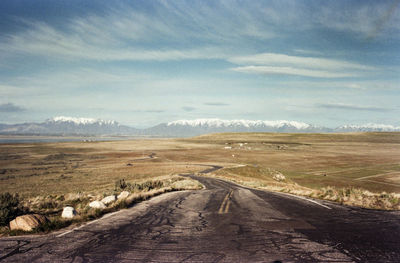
[0,132,400,233]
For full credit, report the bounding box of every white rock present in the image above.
[61,206,77,219]
[117,191,130,200]
[101,195,116,205]
[89,200,106,209]
[273,172,286,181]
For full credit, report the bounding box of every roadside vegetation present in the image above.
[0,175,202,236]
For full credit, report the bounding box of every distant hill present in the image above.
[143,119,330,137]
[334,124,400,132]
[0,116,138,136]
[0,117,399,137]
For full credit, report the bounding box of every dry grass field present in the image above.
[1,132,400,215]
[189,132,400,193]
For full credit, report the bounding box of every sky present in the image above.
[0,0,399,128]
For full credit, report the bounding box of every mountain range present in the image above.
[0,117,399,137]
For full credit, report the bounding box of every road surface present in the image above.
[1,171,399,262]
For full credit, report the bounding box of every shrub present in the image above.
[38,200,59,210]
[115,179,128,190]
[33,218,72,233]
[116,179,164,192]
[0,192,24,226]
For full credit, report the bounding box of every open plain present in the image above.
[0,132,400,262]
[1,132,399,205]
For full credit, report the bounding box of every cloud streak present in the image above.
[232,66,355,78]
[229,52,374,78]
[0,1,277,63]
[204,102,229,106]
[229,53,374,71]
[0,22,227,62]
[316,103,390,112]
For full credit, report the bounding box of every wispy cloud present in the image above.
[0,22,227,62]
[316,103,390,112]
[0,103,25,112]
[229,52,374,78]
[204,102,229,106]
[229,53,374,71]
[232,66,355,78]
[0,1,277,63]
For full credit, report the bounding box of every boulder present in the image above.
[9,214,48,231]
[117,191,130,200]
[101,195,116,205]
[61,206,77,219]
[89,200,106,209]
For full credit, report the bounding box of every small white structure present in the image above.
[61,206,77,219]
[224,146,232,149]
[117,191,130,200]
[101,195,116,205]
[89,200,106,209]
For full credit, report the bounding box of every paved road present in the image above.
[1,172,399,262]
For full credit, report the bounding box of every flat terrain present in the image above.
[1,133,400,262]
[1,132,399,199]
[1,173,399,262]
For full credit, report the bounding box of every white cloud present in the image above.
[0,2,277,63]
[228,52,376,78]
[229,53,374,71]
[231,66,355,78]
[316,103,390,112]
[0,21,227,62]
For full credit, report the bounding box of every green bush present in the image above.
[0,192,24,226]
[116,179,164,192]
[115,179,128,190]
[38,200,59,210]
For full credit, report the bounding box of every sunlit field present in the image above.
[1,132,400,211]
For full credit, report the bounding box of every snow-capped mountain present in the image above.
[1,117,399,137]
[335,124,400,132]
[167,119,312,130]
[0,116,137,135]
[48,116,117,126]
[144,118,328,137]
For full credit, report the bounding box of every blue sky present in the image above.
[0,0,399,128]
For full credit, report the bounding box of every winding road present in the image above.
[1,167,399,262]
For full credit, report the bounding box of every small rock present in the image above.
[61,206,77,219]
[273,172,286,182]
[9,214,48,231]
[101,195,116,205]
[89,200,106,209]
[117,191,130,200]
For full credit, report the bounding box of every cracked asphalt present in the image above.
[1,172,399,262]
